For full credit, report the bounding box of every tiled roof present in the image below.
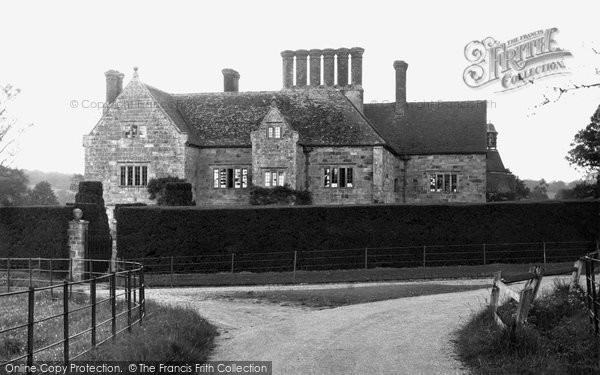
[487,150,508,172]
[146,86,385,147]
[363,101,488,154]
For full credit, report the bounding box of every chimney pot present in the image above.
[393,60,408,114]
[222,68,240,92]
[322,48,336,86]
[281,50,295,88]
[350,47,365,86]
[309,49,322,86]
[295,49,309,87]
[336,48,350,87]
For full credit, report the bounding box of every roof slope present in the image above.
[147,87,385,147]
[363,101,487,154]
[487,150,508,172]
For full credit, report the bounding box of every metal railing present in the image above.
[126,240,596,286]
[584,252,600,336]
[0,258,145,366]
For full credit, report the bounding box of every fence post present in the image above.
[133,272,137,306]
[140,266,145,324]
[231,253,235,274]
[27,287,34,367]
[515,287,534,326]
[63,280,69,364]
[49,259,53,298]
[543,242,547,265]
[170,256,174,287]
[423,246,426,267]
[293,251,297,282]
[88,258,92,280]
[483,243,486,265]
[111,272,116,340]
[90,277,97,347]
[6,258,10,293]
[365,247,368,269]
[127,271,132,332]
[29,257,32,287]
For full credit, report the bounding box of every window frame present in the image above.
[264,169,285,187]
[267,126,282,139]
[429,172,459,193]
[119,164,148,187]
[212,167,250,189]
[323,167,354,188]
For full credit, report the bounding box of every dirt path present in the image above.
[146,277,571,375]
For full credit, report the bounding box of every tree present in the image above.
[567,104,600,197]
[0,165,29,206]
[0,84,31,170]
[27,181,59,205]
[514,176,531,200]
[530,179,550,200]
[555,181,596,200]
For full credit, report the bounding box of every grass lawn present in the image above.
[143,262,576,287]
[454,281,598,374]
[216,283,488,308]
[0,288,216,363]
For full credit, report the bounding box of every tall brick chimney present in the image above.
[295,49,309,87]
[105,70,124,105]
[309,49,322,86]
[350,47,364,86]
[322,49,335,87]
[393,60,408,115]
[336,48,350,87]
[281,50,294,88]
[222,68,240,92]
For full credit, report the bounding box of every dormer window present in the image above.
[267,126,281,139]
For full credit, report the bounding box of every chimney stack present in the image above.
[281,50,294,88]
[309,49,322,86]
[393,60,408,114]
[350,47,364,86]
[105,70,124,106]
[322,49,335,87]
[222,68,240,92]
[336,48,350,87]
[295,49,309,87]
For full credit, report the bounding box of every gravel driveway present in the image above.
[146,277,572,375]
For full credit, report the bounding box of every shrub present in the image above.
[249,184,311,205]
[147,177,187,205]
[162,183,194,206]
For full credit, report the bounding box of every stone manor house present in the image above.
[83,47,512,208]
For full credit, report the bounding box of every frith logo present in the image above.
[463,28,572,92]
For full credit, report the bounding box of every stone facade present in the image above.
[83,73,187,208]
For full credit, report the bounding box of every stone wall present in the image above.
[402,153,486,203]
[83,78,187,207]
[306,146,374,204]
[188,147,253,205]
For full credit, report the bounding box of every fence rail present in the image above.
[0,258,145,366]
[125,240,597,286]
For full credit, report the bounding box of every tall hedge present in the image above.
[117,201,600,263]
[0,203,104,259]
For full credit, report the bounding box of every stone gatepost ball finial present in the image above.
[73,208,83,221]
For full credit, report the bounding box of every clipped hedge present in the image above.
[163,183,194,206]
[249,185,311,205]
[0,203,105,259]
[117,201,600,271]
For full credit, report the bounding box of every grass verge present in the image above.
[80,300,217,362]
[454,281,598,374]
[217,283,488,308]
[144,262,575,287]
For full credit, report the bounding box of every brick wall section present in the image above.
[83,78,187,207]
[306,146,374,204]
[403,153,486,202]
[251,108,300,189]
[188,147,253,205]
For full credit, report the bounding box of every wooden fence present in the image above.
[490,259,584,330]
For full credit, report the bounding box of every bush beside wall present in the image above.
[116,201,600,271]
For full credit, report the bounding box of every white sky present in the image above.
[2,0,600,182]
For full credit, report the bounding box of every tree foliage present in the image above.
[27,181,59,205]
[567,104,600,197]
[555,181,597,200]
[0,165,29,206]
[147,176,190,205]
[530,179,550,200]
[0,84,30,169]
